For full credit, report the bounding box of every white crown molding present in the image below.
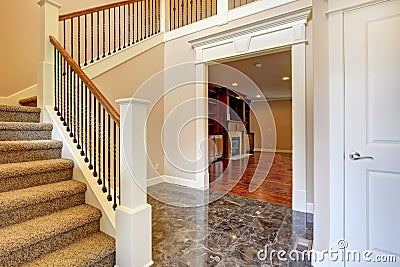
[189,6,311,49]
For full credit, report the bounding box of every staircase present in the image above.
[0,104,115,267]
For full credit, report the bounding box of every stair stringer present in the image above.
[43,106,115,238]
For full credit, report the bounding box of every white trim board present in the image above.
[0,84,37,106]
[254,148,293,153]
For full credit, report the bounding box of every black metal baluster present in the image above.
[186,0,189,26]
[195,0,198,22]
[97,102,102,185]
[152,0,155,35]
[72,72,77,141]
[93,97,97,176]
[61,58,66,124]
[169,0,172,30]
[57,51,61,116]
[200,0,203,19]
[76,77,81,150]
[102,108,107,192]
[144,0,147,39]
[136,2,139,43]
[88,91,93,169]
[210,0,212,16]
[113,121,117,209]
[97,11,100,60]
[118,6,122,50]
[71,18,74,60]
[108,9,111,55]
[54,48,58,112]
[78,17,81,66]
[173,0,176,30]
[123,5,126,48]
[103,10,106,58]
[141,1,144,40]
[205,0,208,18]
[84,86,89,161]
[85,15,88,66]
[66,65,70,131]
[181,0,184,27]
[69,68,73,137]
[80,81,85,156]
[190,0,193,24]
[128,4,131,46]
[107,114,112,201]
[114,7,117,53]
[91,13,94,63]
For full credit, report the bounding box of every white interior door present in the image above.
[344,0,400,265]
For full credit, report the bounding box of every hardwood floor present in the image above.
[209,152,292,207]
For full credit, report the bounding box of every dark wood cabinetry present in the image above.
[208,84,253,159]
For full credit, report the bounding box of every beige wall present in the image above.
[250,100,292,151]
[0,0,119,97]
[93,44,165,178]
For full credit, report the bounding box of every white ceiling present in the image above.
[208,51,292,100]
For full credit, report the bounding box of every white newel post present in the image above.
[115,98,153,267]
[37,0,61,118]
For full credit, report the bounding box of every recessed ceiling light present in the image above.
[255,63,263,68]
[256,95,261,98]
[282,76,290,81]
[232,82,238,86]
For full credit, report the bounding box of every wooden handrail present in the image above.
[50,35,120,125]
[59,0,144,21]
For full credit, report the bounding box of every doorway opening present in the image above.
[207,51,293,207]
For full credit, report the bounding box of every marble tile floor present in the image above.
[148,183,313,266]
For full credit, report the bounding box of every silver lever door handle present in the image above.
[349,151,374,161]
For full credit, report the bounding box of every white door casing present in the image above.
[344,0,400,265]
[190,7,311,212]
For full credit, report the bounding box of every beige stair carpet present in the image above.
[0,104,115,267]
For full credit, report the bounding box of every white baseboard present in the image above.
[147,176,164,187]
[307,202,314,214]
[0,84,37,106]
[254,148,293,153]
[147,175,207,189]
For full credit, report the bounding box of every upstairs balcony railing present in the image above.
[169,0,217,30]
[59,0,161,67]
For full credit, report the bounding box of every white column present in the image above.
[37,0,61,115]
[195,62,209,189]
[115,98,153,267]
[292,39,307,213]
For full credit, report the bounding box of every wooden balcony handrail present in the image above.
[50,35,120,125]
[59,0,144,21]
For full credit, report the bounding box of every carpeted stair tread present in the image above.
[0,140,62,151]
[0,204,101,256]
[23,232,115,267]
[0,122,53,141]
[0,105,41,123]
[0,122,52,131]
[0,180,86,212]
[0,105,40,113]
[0,159,73,179]
[19,96,37,107]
